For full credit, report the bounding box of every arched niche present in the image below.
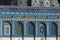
[16,21,24,36]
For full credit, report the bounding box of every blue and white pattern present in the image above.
[0,7,60,40]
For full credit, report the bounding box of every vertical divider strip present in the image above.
[56,22,58,40]
[10,15,14,40]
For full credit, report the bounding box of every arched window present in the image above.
[28,22,35,35]
[39,22,46,37]
[50,22,57,36]
[4,21,11,35]
[16,22,23,36]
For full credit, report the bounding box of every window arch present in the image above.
[16,21,24,36]
[39,22,46,37]
[49,22,57,36]
[4,21,11,35]
[28,22,35,35]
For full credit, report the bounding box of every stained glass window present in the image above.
[6,27,10,34]
[39,22,46,36]
[16,22,23,35]
[40,24,44,34]
[28,22,35,35]
[4,21,11,35]
[50,22,57,35]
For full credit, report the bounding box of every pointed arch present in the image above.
[28,22,35,35]
[4,21,12,35]
[16,21,24,36]
[39,22,47,37]
[50,22,57,35]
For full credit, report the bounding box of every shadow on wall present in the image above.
[0,0,17,5]
[57,0,60,7]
